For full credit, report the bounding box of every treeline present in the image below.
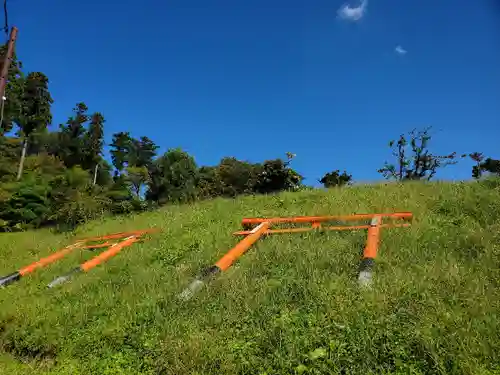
[0,47,498,232]
[0,102,306,231]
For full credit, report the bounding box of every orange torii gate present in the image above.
[179,212,413,300]
[0,229,159,288]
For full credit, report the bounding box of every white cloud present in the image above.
[337,0,368,22]
[395,45,407,55]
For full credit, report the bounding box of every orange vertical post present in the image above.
[358,215,382,287]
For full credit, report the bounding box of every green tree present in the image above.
[254,155,303,194]
[110,131,133,173]
[14,72,53,180]
[469,152,485,179]
[378,127,459,181]
[57,102,89,169]
[471,156,500,179]
[196,166,223,199]
[319,170,352,188]
[131,136,158,168]
[83,112,105,184]
[146,148,198,204]
[110,132,158,174]
[217,157,261,197]
[126,165,150,197]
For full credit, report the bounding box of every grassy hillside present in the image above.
[0,181,500,374]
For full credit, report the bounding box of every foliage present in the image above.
[48,167,111,231]
[0,179,51,230]
[13,72,53,180]
[216,157,261,197]
[126,165,150,197]
[56,102,90,169]
[378,127,459,181]
[319,170,352,188]
[147,148,199,204]
[254,155,303,194]
[469,152,500,179]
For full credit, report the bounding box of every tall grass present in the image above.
[0,180,499,374]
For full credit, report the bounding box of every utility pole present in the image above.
[0,26,18,97]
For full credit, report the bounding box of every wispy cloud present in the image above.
[395,45,407,55]
[337,0,368,22]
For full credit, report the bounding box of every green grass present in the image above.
[1,180,500,374]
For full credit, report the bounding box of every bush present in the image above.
[0,179,51,230]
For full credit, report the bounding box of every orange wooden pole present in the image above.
[18,242,84,276]
[80,236,138,272]
[241,212,412,226]
[0,229,157,289]
[47,236,142,288]
[215,222,270,271]
[233,222,410,236]
[179,222,270,301]
[77,229,159,243]
[1,242,84,287]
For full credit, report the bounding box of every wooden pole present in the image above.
[0,26,18,97]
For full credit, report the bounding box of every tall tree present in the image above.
[84,112,105,184]
[378,127,459,181]
[131,136,158,168]
[14,72,53,180]
[110,131,133,173]
[57,102,89,169]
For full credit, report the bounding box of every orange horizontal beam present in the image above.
[233,223,410,236]
[80,236,139,272]
[83,242,115,249]
[77,229,159,243]
[241,212,412,226]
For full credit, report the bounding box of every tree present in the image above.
[217,157,261,197]
[83,112,105,184]
[378,127,459,181]
[470,152,485,179]
[470,154,500,179]
[480,158,500,176]
[254,153,303,193]
[110,132,158,173]
[126,165,150,197]
[131,136,158,168]
[57,102,89,169]
[196,166,223,199]
[14,72,53,180]
[146,148,198,204]
[110,131,133,173]
[319,170,352,188]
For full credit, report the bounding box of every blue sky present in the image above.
[7,0,500,185]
